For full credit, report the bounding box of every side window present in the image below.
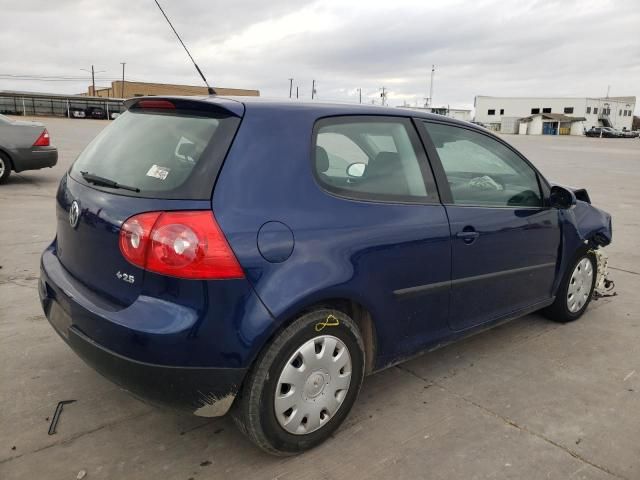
[423,122,542,208]
[314,118,434,202]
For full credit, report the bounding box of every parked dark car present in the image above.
[0,114,58,183]
[585,126,623,138]
[85,106,107,119]
[40,97,612,455]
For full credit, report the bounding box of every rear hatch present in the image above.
[55,97,242,306]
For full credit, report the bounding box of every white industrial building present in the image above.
[399,105,472,122]
[474,95,636,135]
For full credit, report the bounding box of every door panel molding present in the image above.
[394,262,556,299]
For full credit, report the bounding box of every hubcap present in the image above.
[274,335,352,435]
[567,257,594,313]
[0,157,5,177]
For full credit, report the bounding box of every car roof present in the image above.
[226,95,475,126]
[128,94,480,131]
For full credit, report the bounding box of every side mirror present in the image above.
[549,185,576,209]
[346,162,366,178]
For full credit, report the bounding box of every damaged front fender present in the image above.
[551,183,613,296]
[550,182,612,247]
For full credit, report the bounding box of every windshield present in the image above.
[70,109,240,199]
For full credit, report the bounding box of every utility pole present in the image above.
[120,62,126,98]
[311,80,316,100]
[358,88,362,104]
[81,65,105,96]
[380,87,387,106]
[289,78,293,98]
[91,65,95,96]
[296,86,299,99]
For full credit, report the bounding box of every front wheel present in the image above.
[232,309,365,455]
[543,250,597,323]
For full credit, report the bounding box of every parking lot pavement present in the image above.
[1,117,639,480]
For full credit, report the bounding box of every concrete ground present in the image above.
[1,117,639,480]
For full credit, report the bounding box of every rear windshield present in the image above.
[70,109,240,199]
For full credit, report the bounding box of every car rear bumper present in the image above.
[13,147,58,172]
[39,246,248,417]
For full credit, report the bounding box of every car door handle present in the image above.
[456,230,479,243]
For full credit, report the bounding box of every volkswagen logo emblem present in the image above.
[69,200,80,229]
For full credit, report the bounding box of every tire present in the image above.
[0,152,11,184]
[543,250,597,323]
[232,308,365,455]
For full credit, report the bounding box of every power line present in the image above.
[0,74,124,81]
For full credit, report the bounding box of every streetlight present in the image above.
[120,62,126,98]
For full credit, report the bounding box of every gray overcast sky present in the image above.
[1,0,639,111]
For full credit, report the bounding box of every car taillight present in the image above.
[33,129,50,147]
[136,99,175,109]
[119,211,244,279]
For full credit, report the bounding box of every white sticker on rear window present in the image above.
[146,165,170,180]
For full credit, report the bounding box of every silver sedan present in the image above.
[0,114,58,184]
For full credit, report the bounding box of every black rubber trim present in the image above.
[394,262,556,299]
[393,279,450,298]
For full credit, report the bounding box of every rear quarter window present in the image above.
[70,109,240,199]
[313,116,438,203]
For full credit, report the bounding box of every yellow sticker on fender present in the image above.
[315,314,340,332]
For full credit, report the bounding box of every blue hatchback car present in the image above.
[40,96,612,454]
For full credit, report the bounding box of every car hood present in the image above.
[551,182,612,247]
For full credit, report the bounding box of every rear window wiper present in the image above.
[80,171,140,192]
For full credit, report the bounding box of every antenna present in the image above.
[153,0,216,95]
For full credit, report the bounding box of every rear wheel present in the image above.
[543,250,597,323]
[232,309,365,455]
[0,153,11,184]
